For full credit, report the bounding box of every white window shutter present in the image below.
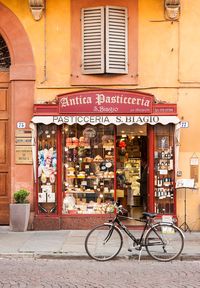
[81,7,105,74]
[105,6,128,74]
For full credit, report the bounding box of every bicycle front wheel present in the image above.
[85,224,123,261]
[145,223,184,262]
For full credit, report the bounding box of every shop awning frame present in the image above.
[31,115,180,126]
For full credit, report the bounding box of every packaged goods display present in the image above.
[154,124,175,214]
[37,124,57,214]
[36,122,175,218]
[62,124,115,214]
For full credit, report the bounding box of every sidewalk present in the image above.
[0,226,200,260]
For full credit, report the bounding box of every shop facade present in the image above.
[1,1,200,231]
[32,90,179,230]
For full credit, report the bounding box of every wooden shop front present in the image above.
[32,90,179,230]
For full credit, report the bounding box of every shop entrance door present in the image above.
[116,124,148,221]
[0,73,10,224]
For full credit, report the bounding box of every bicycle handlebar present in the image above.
[115,204,128,215]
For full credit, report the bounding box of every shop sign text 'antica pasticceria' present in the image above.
[58,91,153,114]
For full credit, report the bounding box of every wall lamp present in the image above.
[29,0,45,21]
[164,0,181,21]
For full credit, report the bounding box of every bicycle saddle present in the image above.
[142,212,157,218]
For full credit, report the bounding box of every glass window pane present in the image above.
[37,124,57,214]
[154,124,175,214]
[62,124,115,214]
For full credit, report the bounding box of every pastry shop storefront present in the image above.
[32,90,180,230]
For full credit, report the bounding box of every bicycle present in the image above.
[85,205,185,262]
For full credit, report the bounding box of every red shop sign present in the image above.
[58,90,153,114]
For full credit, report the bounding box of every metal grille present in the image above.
[0,35,11,70]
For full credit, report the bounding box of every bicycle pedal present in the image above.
[128,246,141,252]
[135,246,142,251]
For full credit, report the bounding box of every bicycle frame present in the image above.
[105,214,151,247]
[105,213,185,249]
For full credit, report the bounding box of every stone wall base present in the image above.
[33,214,114,230]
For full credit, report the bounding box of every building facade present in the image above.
[0,0,200,230]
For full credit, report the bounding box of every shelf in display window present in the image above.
[83,157,96,163]
[65,158,114,164]
[83,176,96,179]
[103,191,114,194]
[104,158,114,161]
[65,175,114,181]
[65,189,95,194]
[76,176,86,179]
[83,146,91,149]
[103,145,114,149]
[67,146,82,149]
[65,175,114,180]
[155,186,173,189]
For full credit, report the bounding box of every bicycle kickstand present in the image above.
[138,247,144,262]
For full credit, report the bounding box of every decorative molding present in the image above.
[29,0,44,21]
[164,0,180,21]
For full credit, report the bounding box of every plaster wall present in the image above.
[1,0,200,228]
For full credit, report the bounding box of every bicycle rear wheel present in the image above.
[145,223,184,262]
[85,224,123,261]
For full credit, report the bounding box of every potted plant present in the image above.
[10,189,30,232]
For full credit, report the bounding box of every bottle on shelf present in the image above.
[161,150,165,159]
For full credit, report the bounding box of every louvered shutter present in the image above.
[105,6,128,74]
[82,7,105,74]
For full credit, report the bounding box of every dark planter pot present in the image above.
[9,203,30,232]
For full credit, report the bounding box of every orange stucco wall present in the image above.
[1,0,200,229]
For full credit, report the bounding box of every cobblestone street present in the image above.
[0,257,199,288]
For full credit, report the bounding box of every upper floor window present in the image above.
[82,6,128,75]
[71,0,138,86]
[0,35,11,70]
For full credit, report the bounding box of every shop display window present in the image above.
[36,121,176,218]
[154,124,175,214]
[37,124,57,214]
[62,124,115,214]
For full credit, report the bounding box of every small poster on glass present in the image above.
[157,136,169,149]
[38,192,47,203]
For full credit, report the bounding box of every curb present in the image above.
[0,252,200,261]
